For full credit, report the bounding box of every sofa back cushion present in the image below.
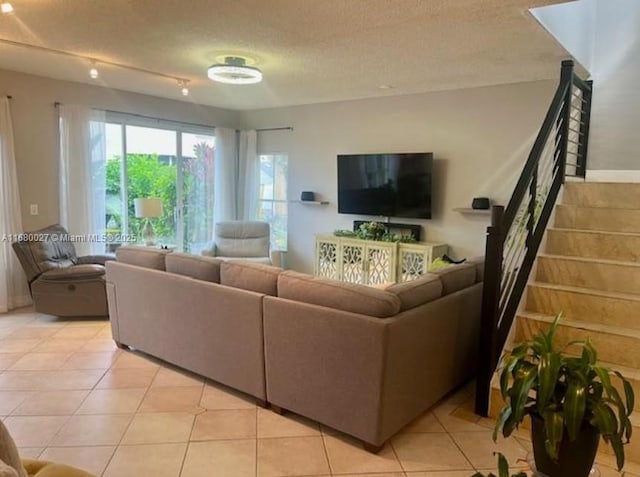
[466,256,485,283]
[385,273,443,311]
[278,271,401,318]
[166,253,223,283]
[220,261,281,296]
[431,263,476,295]
[115,246,171,271]
[215,221,270,258]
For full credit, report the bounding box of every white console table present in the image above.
[314,235,448,285]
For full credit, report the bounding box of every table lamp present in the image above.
[134,198,163,246]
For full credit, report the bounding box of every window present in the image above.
[104,115,215,253]
[257,154,288,250]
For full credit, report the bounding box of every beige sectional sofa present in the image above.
[106,245,483,450]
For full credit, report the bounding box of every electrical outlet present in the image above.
[29,204,38,215]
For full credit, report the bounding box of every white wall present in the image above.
[0,69,241,230]
[239,80,557,273]
[532,0,640,172]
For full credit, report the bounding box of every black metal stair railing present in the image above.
[475,60,593,416]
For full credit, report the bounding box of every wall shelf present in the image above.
[293,200,330,205]
[453,207,492,216]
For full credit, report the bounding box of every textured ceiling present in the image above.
[0,0,569,110]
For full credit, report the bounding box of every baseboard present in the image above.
[585,170,640,183]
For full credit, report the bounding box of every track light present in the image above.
[1,2,14,14]
[178,80,189,96]
[89,61,99,79]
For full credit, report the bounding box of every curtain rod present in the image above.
[54,102,216,130]
[53,102,292,132]
[256,127,293,132]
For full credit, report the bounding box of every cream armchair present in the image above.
[201,221,283,267]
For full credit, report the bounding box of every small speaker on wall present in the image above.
[300,191,315,202]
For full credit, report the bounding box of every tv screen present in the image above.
[337,153,433,219]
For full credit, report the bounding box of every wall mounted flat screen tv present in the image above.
[337,153,433,219]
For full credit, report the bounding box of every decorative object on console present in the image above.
[472,197,491,209]
[300,191,315,201]
[353,220,421,241]
[134,198,163,246]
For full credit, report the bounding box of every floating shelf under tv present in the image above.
[293,200,330,205]
[453,207,492,216]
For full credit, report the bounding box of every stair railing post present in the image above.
[576,80,593,178]
[475,205,505,416]
[558,60,574,184]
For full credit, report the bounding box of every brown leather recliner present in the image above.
[12,224,115,317]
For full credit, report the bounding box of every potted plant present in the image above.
[471,453,527,477]
[494,314,635,477]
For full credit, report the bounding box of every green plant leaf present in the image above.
[580,339,597,365]
[590,402,618,436]
[510,362,538,423]
[543,411,564,461]
[614,370,635,415]
[610,434,625,470]
[497,453,509,477]
[564,378,588,441]
[537,352,561,413]
[493,406,512,441]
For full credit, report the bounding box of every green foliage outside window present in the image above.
[105,142,214,250]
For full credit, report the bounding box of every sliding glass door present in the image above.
[104,115,215,252]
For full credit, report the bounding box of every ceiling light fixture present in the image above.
[89,61,99,79]
[1,2,14,14]
[207,56,262,85]
[178,80,189,96]
[0,38,193,96]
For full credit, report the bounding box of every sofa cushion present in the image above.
[466,256,485,283]
[385,273,443,311]
[40,264,105,281]
[166,253,222,283]
[115,246,171,271]
[431,263,476,295]
[220,261,281,296]
[278,271,401,318]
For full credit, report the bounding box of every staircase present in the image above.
[489,181,640,463]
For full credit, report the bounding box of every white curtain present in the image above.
[0,98,31,312]
[237,130,258,221]
[58,105,106,255]
[213,127,238,222]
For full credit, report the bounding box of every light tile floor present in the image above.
[0,307,638,477]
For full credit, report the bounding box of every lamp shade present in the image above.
[134,198,163,218]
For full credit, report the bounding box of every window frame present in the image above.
[104,112,215,251]
[257,153,289,251]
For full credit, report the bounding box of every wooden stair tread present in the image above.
[518,311,640,341]
[558,203,640,212]
[538,253,640,268]
[528,281,640,302]
[549,227,640,238]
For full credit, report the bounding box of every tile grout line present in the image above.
[432,406,477,472]
[177,376,207,477]
[319,426,333,476]
[98,351,161,476]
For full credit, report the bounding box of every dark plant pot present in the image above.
[531,414,600,477]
